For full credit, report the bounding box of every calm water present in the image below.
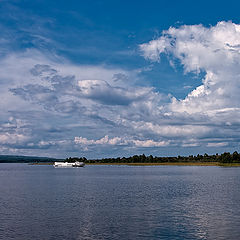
[0,164,240,240]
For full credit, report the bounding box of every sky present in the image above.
[1,0,240,158]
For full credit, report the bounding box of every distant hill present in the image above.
[0,155,62,163]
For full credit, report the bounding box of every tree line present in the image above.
[66,151,240,164]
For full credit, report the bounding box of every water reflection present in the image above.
[0,164,240,240]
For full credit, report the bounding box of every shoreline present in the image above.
[85,162,240,167]
[24,162,240,167]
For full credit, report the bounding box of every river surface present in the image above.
[0,164,240,240]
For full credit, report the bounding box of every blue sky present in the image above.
[1,0,240,158]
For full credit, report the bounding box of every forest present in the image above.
[66,151,240,164]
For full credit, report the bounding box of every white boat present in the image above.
[54,161,85,167]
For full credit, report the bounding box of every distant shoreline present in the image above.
[85,162,240,167]
[27,162,240,167]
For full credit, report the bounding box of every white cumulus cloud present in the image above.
[74,135,169,148]
[140,21,240,117]
[2,22,240,157]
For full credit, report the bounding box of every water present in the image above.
[0,164,240,240]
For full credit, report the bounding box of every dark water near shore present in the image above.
[1,164,240,240]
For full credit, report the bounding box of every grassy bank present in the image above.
[28,162,54,165]
[86,162,240,167]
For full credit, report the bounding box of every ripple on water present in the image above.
[0,164,240,240]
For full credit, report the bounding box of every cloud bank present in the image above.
[1,21,240,157]
[139,21,240,151]
[140,21,240,115]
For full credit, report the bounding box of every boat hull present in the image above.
[54,161,85,167]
